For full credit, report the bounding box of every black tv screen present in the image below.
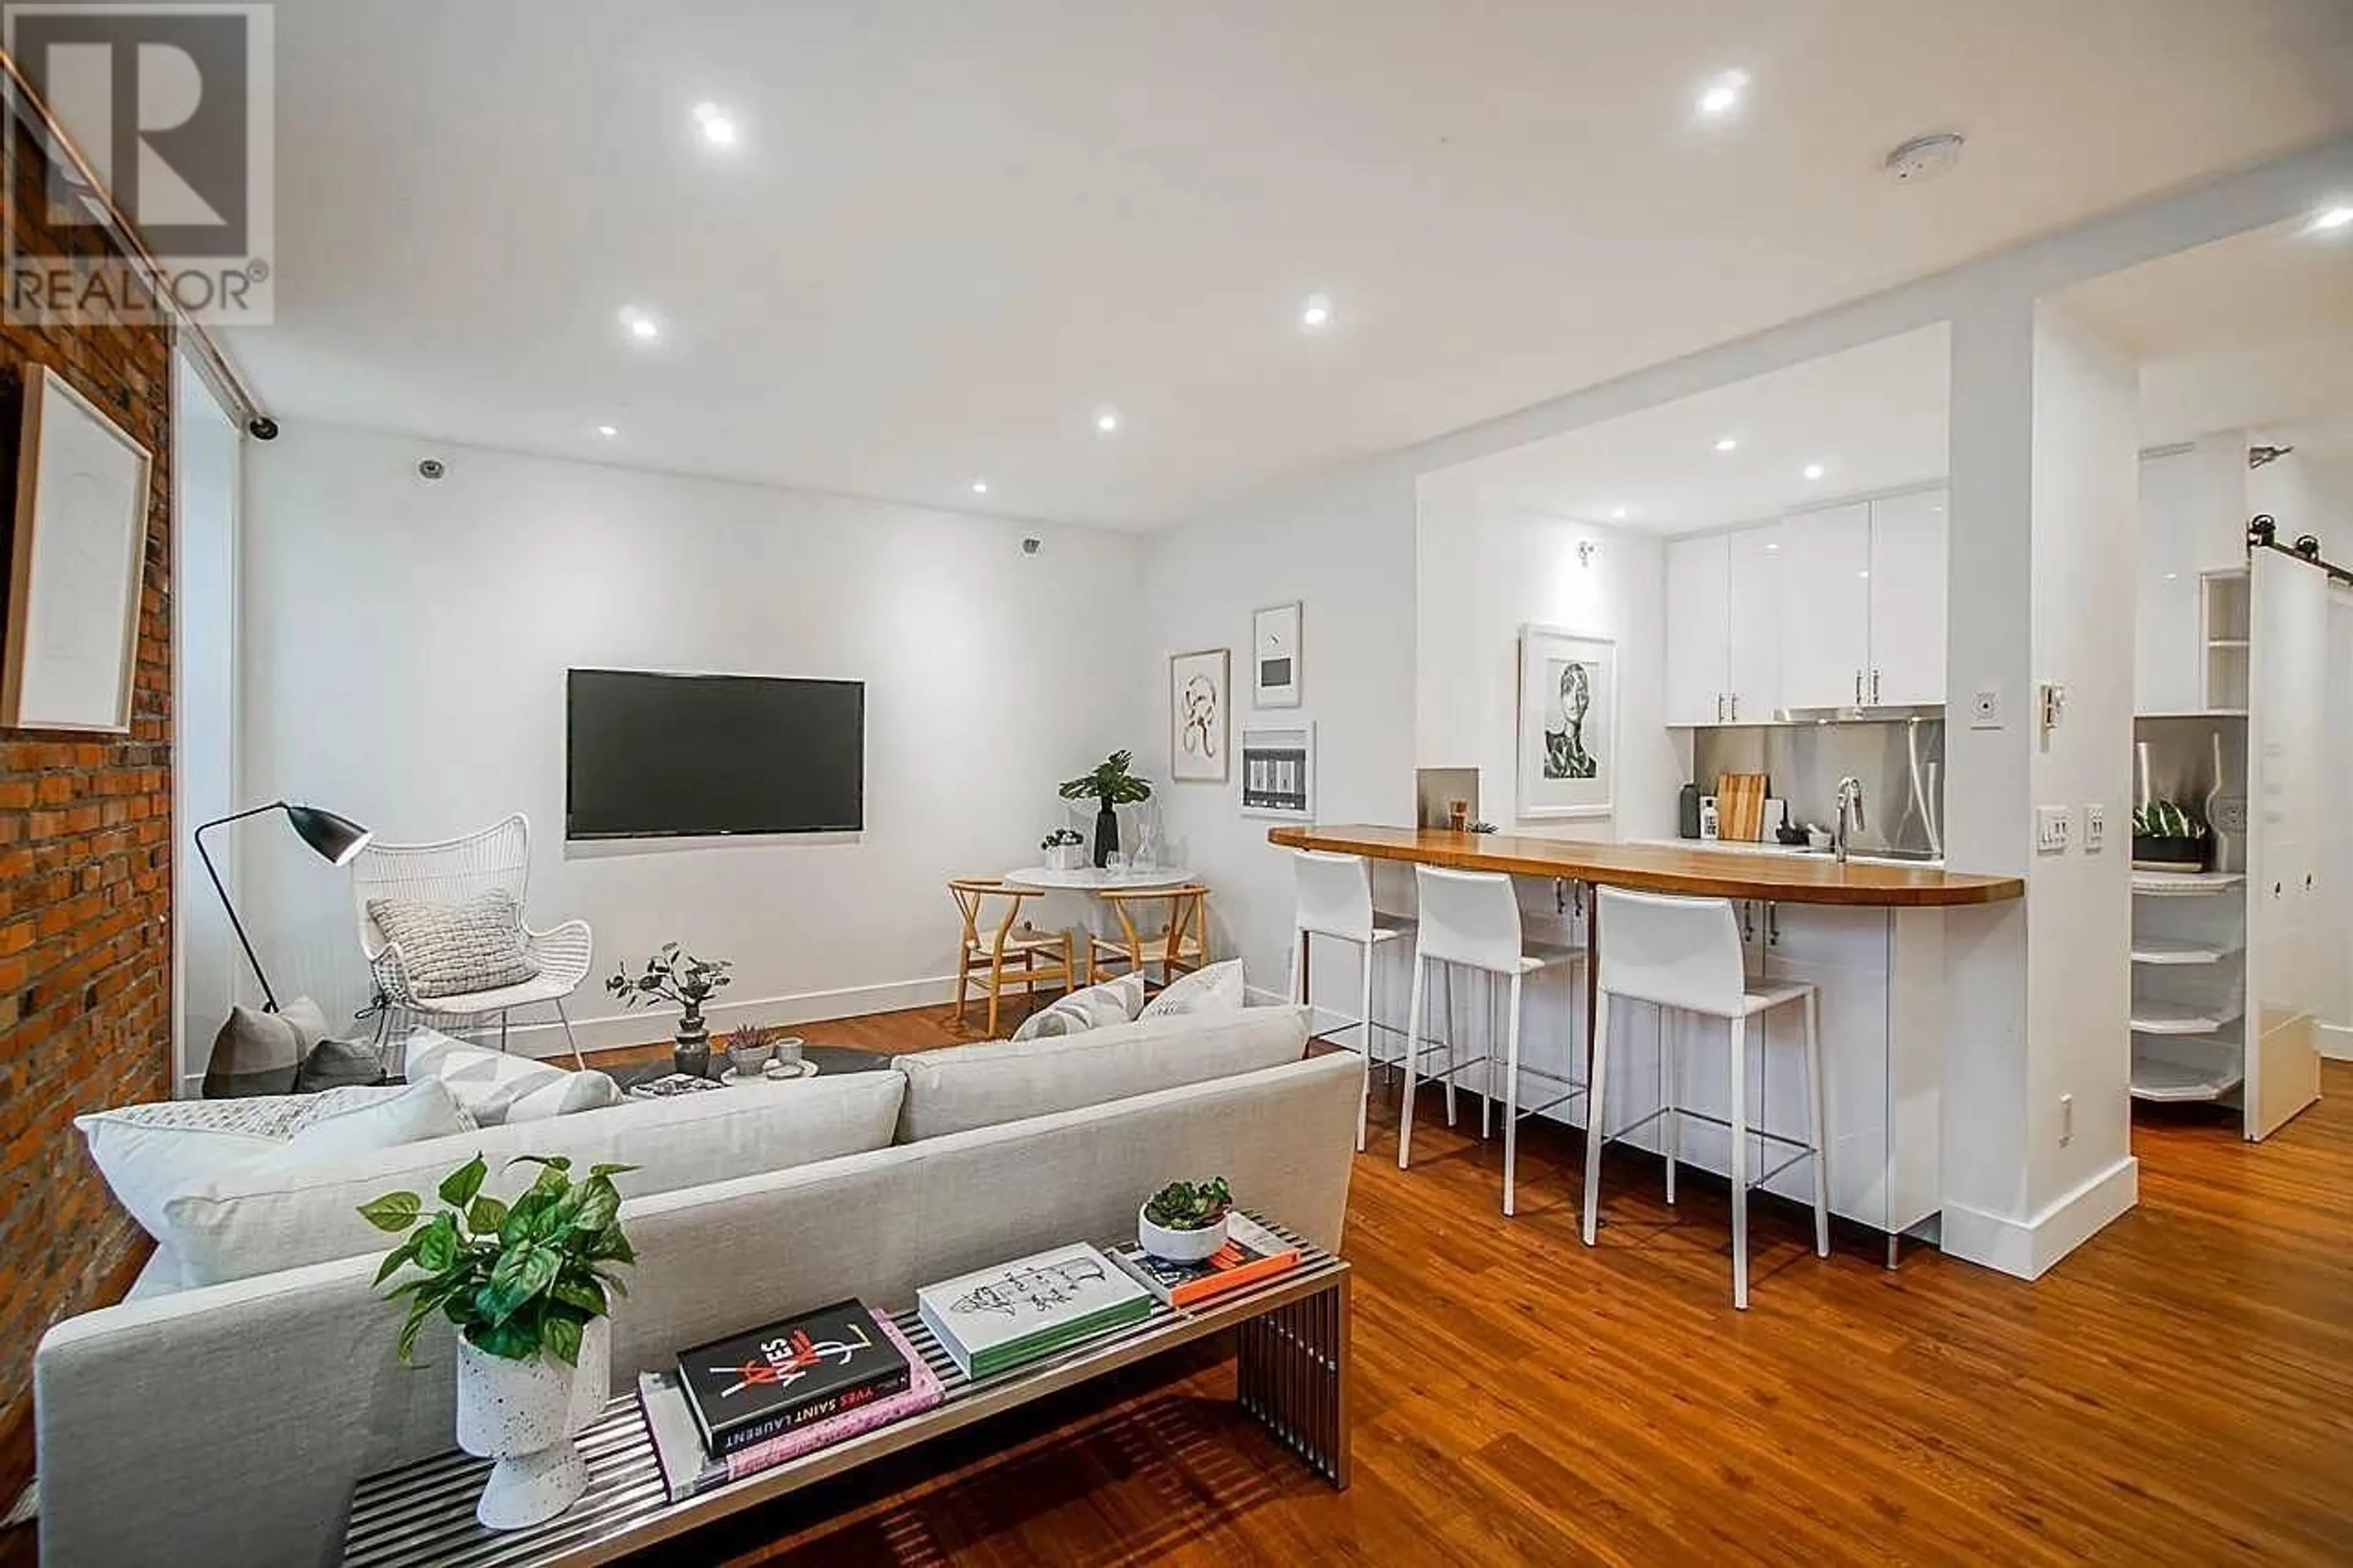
[566,669,864,839]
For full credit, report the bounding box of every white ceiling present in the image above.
[2055,213,2353,458]
[1444,325,1950,535]
[221,0,2353,529]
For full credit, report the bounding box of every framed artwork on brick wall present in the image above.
[4,365,153,732]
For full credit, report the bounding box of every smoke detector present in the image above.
[1884,132,1965,184]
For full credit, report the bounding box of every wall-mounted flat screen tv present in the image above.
[566,668,864,839]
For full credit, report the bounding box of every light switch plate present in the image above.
[1970,687,2004,730]
[2035,806,2071,855]
[2083,804,2105,853]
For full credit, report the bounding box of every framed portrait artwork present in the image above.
[1516,625,1615,820]
[1251,600,1302,708]
[1169,648,1230,782]
[4,365,154,732]
[1238,723,1313,819]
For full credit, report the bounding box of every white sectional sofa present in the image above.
[34,1006,1357,1566]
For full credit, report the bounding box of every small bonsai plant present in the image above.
[1059,751,1153,866]
[1040,827,1085,852]
[360,1153,637,1366]
[720,1021,787,1057]
[1143,1176,1232,1231]
[605,942,732,1045]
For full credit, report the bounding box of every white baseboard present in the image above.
[452,974,963,1059]
[1941,1154,2139,1280]
[2319,1021,2353,1062]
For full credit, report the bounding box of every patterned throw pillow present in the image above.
[1010,973,1148,1041]
[366,890,539,999]
[1137,959,1247,1021]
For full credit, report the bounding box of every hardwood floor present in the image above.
[605,1008,2353,1567]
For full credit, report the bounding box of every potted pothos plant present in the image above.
[362,1153,637,1529]
[606,943,732,1077]
[1139,1175,1232,1263]
[1058,751,1154,868]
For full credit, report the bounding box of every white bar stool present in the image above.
[1401,866,1586,1216]
[1580,886,1828,1309]
[1289,850,1415,1151]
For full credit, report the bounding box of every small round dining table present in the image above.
[1001,865,1195,893]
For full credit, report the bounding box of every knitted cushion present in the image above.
[365,890,538,999]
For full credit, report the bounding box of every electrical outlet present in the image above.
[2035,806,2071,855]
[2083,805,2105,854]
[2212,796,2249,834]
[1970,687,2004,730]
[2060,1093,2074,1146]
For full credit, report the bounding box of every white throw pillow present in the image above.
[1137,960,1247,1020]
[366,890,538,999]
[76,1102,290,1240]
[404,1032,566,1126]
[1010,974,1146,1041]
[506,1069,624,1121]
[281,1079,474,1161]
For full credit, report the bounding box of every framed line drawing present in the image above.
[4,365,153,733]
[1169,647,1230,782]
[1238,723,1314,820]
[1516,624,1615,820]
[1251,600,1302,708]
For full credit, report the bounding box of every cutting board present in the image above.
[1715,773,1768,843]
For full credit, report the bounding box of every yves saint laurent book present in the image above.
[676,1298,912,1458]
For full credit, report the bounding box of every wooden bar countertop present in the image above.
[1268,825,2024,907]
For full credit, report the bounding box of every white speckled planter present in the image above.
[453,1317,611,1530]
[1138,1205,1228,1263]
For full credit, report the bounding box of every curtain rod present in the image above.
[0,44,267,431]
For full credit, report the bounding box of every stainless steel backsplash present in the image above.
[1689,719,1946,855]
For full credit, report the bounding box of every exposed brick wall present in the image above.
[0,114,175,1441]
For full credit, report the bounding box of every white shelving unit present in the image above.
[2129,707,2248,1108]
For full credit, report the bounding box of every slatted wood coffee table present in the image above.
[343,1219,1349,1567]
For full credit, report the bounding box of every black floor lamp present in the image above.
[193,801,373,1013]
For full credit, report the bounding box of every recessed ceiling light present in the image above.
[1765,542,1781,553]
[1697,69,1749,118]
[1095,409,1120,434]
[692,102,738,148]
[1300,294,1333,329]
[2312,204,2353,232]
[1713,437,1738,453]
[596,424,618,437]
[1803,463,1826,480]
[971,479,990,494]
[1609,506,1629,521]
[617,306,661,343]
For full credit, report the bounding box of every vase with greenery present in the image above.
[361,1153,637,1529]
[1139,1175,1232,1262]
[606,944,732,1077]
[1059,750,1154,869]
[2132,800,2210,870]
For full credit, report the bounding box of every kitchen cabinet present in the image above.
[1776,491,1947,710]
[1667,526,1784,724]
[1779,502,1873,708]
[1866,490,1948,705]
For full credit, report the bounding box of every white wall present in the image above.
[1414,473,1680,844]
[240,422,1143,1051]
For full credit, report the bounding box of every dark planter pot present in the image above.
[673,1003,712,1078]
[2132,833,2205,870]
[1093,806,1120,868]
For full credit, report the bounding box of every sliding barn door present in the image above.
[2245,552,2326,1138]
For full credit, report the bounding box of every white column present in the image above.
[1941,298,2140,1277]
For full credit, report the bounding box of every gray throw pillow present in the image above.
[295,1036,388,1091]
[203,996,330,1097]
[366,890,539,999]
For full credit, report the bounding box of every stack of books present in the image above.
[1114,1213,1300,1308]
[915,1242,1154,1379]
[638,1300,943,1502]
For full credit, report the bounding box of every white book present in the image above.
[914,1242,1153,1377]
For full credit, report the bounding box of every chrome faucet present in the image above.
[1834,776,1867,864]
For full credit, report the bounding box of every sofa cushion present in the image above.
[365,890,537,998]
[891,1004,1310,1143]
[1137,959,1246,1021]
[1010,973,1145,1041]
[159,1070,906,1287]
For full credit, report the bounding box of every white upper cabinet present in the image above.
[1726,525,1784,722]
[1866,489,1948,706]
[1779,501,1873,709]
[1666,533,1732,724]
